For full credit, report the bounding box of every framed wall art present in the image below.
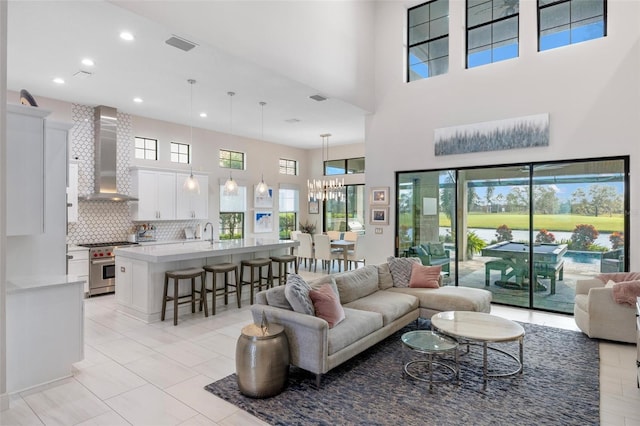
[254,210,273,233]
[370,187,389,205]
[370,207,389,225]
[309,199,319,214]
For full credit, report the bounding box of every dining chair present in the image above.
[313,234,341,273]
[346,235,366,270]
[296,232,315,270]
[290,230,302,256]
[326,230,341,241]
[344,231,358,242]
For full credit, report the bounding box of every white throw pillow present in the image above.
[284,274,315,315]
[605,279,617,289]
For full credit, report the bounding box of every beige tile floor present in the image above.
[1,268,638,425]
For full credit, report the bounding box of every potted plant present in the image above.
[299,220,316,235]
[466,231,486,259]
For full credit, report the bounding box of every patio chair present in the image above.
[406,243,450,274]
[601,248,624,273]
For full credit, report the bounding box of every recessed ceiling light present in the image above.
[120,31,134,41]
[53,77,65,84]
[199,112,207,118]
[133,97,143,103]
[81,58,94,67]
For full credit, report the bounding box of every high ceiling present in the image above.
[7,0,376,149]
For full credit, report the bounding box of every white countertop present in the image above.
[7,274,85,294]
[114,238,299,263]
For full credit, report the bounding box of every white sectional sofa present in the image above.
[251,262,492,386]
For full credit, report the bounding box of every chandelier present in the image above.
[307,133,344,202]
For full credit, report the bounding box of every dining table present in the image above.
[330,239,355,272]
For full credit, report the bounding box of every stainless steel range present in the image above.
[80,241,139,296]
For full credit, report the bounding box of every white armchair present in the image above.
[574,278,636,343]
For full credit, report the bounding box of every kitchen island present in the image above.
[114,238,298,323]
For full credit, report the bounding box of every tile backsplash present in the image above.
[67,103,202,244]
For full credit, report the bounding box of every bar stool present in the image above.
[203,262,240,315]
[161,268,207,326]
[239,258,273,306]
[270,254,298,286]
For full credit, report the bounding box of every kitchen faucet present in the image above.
[204,222,214,245]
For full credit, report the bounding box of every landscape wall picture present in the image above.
[434,113,550,156]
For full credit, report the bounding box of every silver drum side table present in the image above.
[236,322,290,398]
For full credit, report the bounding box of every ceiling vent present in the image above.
[73,70,92,79]
[285,118,300,123]
[309,94,327,102]
[165,35,197,52]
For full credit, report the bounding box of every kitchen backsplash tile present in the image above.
[67,103,203,244]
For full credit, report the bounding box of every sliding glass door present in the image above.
[397,170,457,284]
[396,157,628,314]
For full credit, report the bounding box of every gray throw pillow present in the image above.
[265,286,293,310]
[284,274,315,315]
[428,242,446,257]
[387,256,421,288]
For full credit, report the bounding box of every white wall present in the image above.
[365,0,640,266]
[132,114,318,239]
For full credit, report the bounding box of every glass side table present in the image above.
[401,330,459,392]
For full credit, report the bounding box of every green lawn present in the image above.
[435,213,623,233]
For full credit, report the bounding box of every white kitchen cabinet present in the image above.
[176,173,209,219]
[130,169,176,220]
[115,257,153,317]
[67,161,79,223]
[6,104,49,236]
[6,276,84,393]
[116,257,133,306]
[67,245,89,294]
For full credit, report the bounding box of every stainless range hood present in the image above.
[79,106,138,202]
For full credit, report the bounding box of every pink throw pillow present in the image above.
[309,283,345,328]
[611,280,640,307]
[409,263,441,288]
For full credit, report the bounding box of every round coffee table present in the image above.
[431,311,525,389]
[401,330,459,391]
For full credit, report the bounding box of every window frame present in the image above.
[278,186,299,239]
[134,136,158,160]
[407,0,450,82]
[537,0,607,52]
[219,212,244,240]
[466,0,520,69]
[279,158,298,176]
[170,141,191,164]
[220,149,245,170]
[324,157,366,176]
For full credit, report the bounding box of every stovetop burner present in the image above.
[79,241,139,249]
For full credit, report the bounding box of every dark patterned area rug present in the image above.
[205,321,599,426]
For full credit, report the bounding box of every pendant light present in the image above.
[223,91,239,196]
[183,79,201,194]
[307,133,344,201]
[255,101,269,195]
